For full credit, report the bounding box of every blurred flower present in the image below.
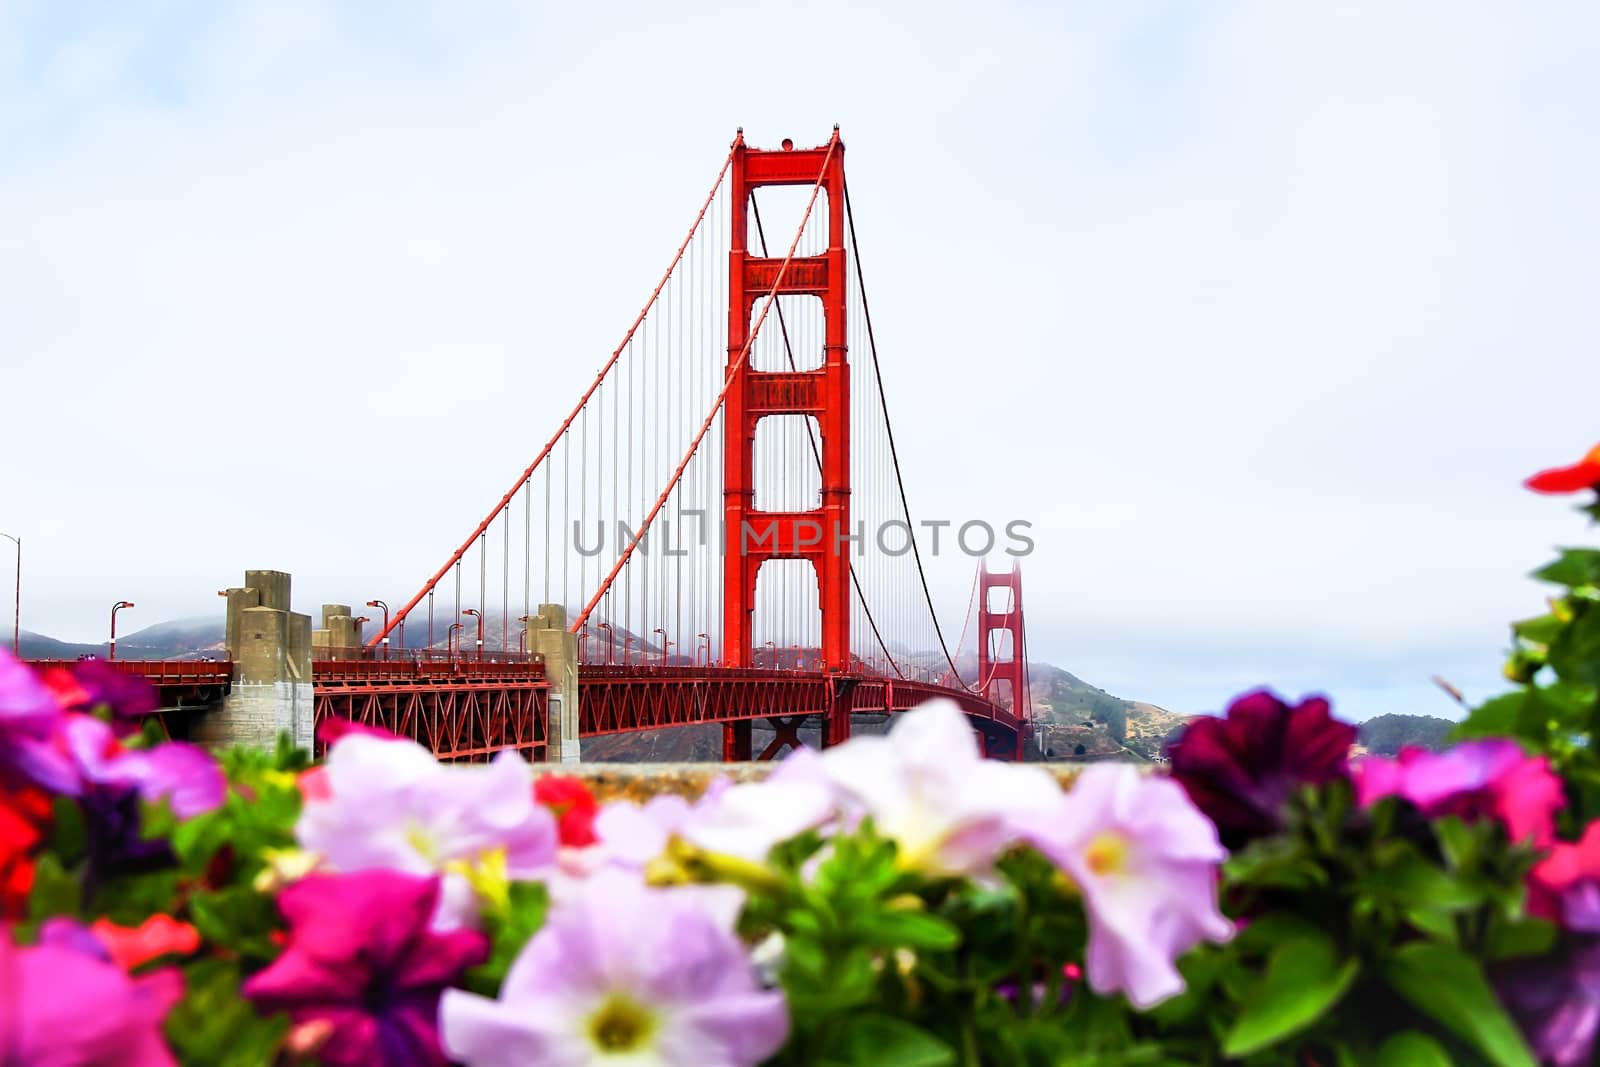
[592,748,835,876]
[819,700,1061,878]
[534,775,600,848]
[62,713,224,819]
[0,924,184,1065]
[1496,937,1600,1067]
[40,657,159,725]
[296,734,557,928]
[1530,820,1600,930]
[316,715,402,747]
[90,915,202,971]
[0,780,50,919]
[81,784,176,897]
[243,870,487,1067]
[1022,764,1232,1009]
[1526,443,1600,494]
[441,868,786,1067]
[1165,690,1356,847]
[0,648,78,793]
[1353,739,1565,847]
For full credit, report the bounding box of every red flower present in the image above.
[1526,444,1600,494]
[1165,690,1357,847]
[533,775,598,847]
[1529,819,1600,928]
[0,780,52,919]
[90,915,202,971]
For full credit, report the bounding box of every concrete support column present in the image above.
[197,569,315,752]
[528,603,580,763]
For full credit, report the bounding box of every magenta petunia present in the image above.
[242,870,488,1067]
[0,647,78,793]
[1165,689,1356,847]
[1530,820,1600,930]
[61,713,224,819]
[0,923,184,1065]
[1353,739,1565,847]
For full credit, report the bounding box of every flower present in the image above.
[61,713,224,819]
[1352,739,1565,847]
[296,733,558,928]
[440,868,787,1067]
[594,747,837,873]
[1021,763,1232,1009]
[534,775,600,848]
[1530,820,1600,929]
[1526,443,1600,494]
[241,870,488,1067]
[1165,690,1356,847]
[40,657,160,724]
[0,923,184,1065]
[90,915,203,971]
[0,648,78,793]
[0,779,51,918]
[818,700,1062,878]
[1495,938,1600,1067]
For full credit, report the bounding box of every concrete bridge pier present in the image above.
[527,604,581,763]
[194,569,314,752]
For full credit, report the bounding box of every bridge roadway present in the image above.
[26,658,1023,761]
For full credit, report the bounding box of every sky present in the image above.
[2,1,1597,722]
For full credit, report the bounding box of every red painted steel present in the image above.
[975,562,1031,760]
[722,129,851,758]
[312,656,549,763]
[578,666,1021,758]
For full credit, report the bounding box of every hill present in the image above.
[1357,713,1454,756]
[16,617,224,661]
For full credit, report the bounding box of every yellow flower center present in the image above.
[586,992,658,1053]
[444,846,511,914]
[1083,832,1130,877]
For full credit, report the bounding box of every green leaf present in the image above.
[1533,549,1600,588]
[833,1014,955,1067]
[1376,1031,1453,1067]
[856,909,961,952]
[1485,916,1558,961]
[1222,934,1359,1058]
[26,852,81,921]
[1365,853,1484,912]
[1384,943,1536,1067]
[1455,692,1527,740]
[1549,607,1600,687]
[1512,613,1564,645]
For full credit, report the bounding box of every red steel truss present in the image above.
[312,658,549,763]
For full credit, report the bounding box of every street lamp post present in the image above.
[463,609,484,661]
[696,633,710,668]
[652,627,668,667]
[366,600,390,659]
[517,615,533,658]
[446,622,464,662]
[596,622,613,665]
[0,533,17,656]
[622,633,634,667]
[109,601,135,662]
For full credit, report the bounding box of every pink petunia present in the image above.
[1022,764,1233,1009]
[1352,739,1565,847]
